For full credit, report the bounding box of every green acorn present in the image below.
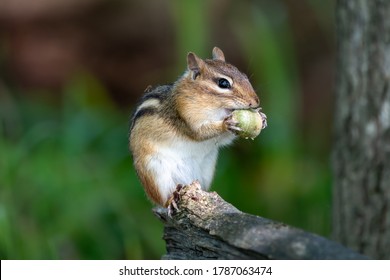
[232,109,266,140]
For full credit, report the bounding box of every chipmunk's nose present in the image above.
[248,95,260,108]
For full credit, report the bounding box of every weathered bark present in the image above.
[333,0,390,259]
[154,182,367,260]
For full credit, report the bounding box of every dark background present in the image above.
[0,0,334,259]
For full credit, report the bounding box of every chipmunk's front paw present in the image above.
[223,114,243,135]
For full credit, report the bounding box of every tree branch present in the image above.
[153,181,368,260]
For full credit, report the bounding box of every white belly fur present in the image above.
[146,133,235,203]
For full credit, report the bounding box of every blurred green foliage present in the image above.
[0,0,333,259]
[0,75,164,259]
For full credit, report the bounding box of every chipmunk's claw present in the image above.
[167,184,184,217]
[224,114,243,134]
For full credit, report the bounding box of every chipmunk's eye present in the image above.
[218,78,231,89]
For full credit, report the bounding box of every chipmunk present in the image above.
[129,47,266,208]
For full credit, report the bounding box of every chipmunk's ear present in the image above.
[212,47,225,61]
[187,52,204,79]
